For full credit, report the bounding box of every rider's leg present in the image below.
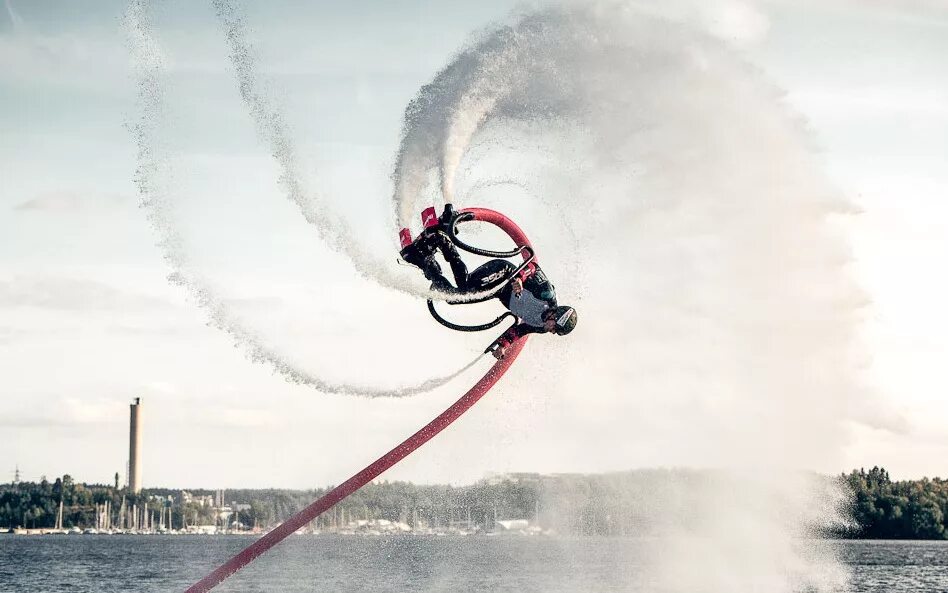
[436,234,470,292]
[467,259,516,301]
[420,256,456,293]
[400,237,455,293]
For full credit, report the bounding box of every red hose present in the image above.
[461,207,534,262]
[184,207,532,593]
[184,338,526,593]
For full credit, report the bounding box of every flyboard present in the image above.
[184,208,532,593]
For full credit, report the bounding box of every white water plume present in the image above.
[209,0,470,303]
[124,0,481,398]
[393,2,865,591]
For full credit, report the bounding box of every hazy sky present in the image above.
[2,0,947,488]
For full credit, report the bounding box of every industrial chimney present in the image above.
[129,397,142,493]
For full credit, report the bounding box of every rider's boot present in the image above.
[400,233,456,293]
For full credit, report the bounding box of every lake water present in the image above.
[0,535,945,593]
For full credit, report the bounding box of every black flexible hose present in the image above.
[426,303,517,333]
[446,213,529,259]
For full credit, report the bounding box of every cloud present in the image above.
[143,381,178,395]
[4,0,23,31]
[105,324,196,337]
[766,0,948,24]
[697,0,772,44]
[213,407,279,429]
[0,324,74,343]
[0,29,127,92]
[622,0,771,46]
[788,87,948,119]
[0,396,121,428]
[846,0,948,17]
[13,190,130,213]
[0,276,176,312]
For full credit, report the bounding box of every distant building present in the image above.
[179,491,215,507]
[483,472,542,485]
[496,519,530,531]
[129,398,142,493]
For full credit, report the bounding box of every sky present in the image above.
[1,0,947,489]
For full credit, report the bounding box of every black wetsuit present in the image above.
[408,230,558,345]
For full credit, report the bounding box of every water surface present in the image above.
[0,535,943,593]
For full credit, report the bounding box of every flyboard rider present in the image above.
[399,204,577,359]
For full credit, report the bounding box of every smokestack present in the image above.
[129,397,142,493]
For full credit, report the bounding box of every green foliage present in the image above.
[841,467,948,539]
[0,477,136,529]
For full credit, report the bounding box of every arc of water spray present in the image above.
[389,6,864,591]
[439,68,512,205]
[209,0,470,303]
[125,0,482,398]
[211,0,532,304]
[391,21,528,227]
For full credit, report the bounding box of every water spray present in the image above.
[126,0,480,397]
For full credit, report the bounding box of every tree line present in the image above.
[841,466,947,539]
[3,467,947,539]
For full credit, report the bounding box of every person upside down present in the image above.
[400,205,577,359]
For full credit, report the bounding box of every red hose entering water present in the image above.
[184,207,531,593]
[184,339,526,593]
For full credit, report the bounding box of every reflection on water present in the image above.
[0,535,944,593]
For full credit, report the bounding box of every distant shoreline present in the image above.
[4,467,946,540]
